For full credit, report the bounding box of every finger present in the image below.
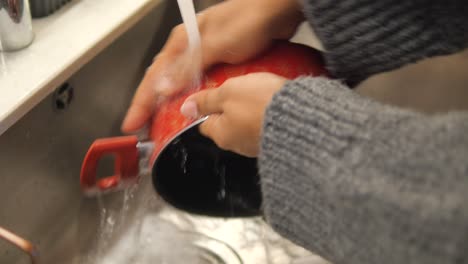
[122,11,221,133]
[156,25,188,61]
[122,25,190,133]
[150,26,191,96]
[156,20,215,73]
[199,115,231,151]
[180,89,224,119]
[121,54,176,132]
[163,11,231,72]
[121,100,154,133]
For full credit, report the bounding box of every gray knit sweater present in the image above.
[259,1,468,264]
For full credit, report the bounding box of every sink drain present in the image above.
[53,82,74,111]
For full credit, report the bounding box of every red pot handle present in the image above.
[80,136,140,195]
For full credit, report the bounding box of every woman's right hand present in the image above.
[121,0,304,133]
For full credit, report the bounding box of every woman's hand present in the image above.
[180,73,287,157]
[121,0,303,133]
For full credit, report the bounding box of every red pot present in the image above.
[80,41,328,216]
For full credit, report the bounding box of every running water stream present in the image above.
[177,0,201,55]
[82,2,209,262]
[78,1,321,263]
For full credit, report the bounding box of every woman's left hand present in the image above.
[180,73,287,157]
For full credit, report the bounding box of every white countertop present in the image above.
[0,0,163,136]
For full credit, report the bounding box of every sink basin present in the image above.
[0,1,322,263]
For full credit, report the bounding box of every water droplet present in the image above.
[107,216,115,226]
[217,164,226,200]
[181,145,188,174]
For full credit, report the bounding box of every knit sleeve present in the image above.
[302,0,468,84]
[259,77,468,264]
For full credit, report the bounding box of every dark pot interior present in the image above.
[152,123,262,217]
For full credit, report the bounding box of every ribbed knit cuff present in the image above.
[260,76,373,176]
[303,0,468,84]
[259,76,468,263]
[258,77,376,257]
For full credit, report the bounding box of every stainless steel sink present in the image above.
[0,1,324,263]
[3,0,467,262]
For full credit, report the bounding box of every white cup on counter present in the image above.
[0,0,34,52]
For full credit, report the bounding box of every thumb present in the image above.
[180,89,224,119]
[198,114,229,149]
